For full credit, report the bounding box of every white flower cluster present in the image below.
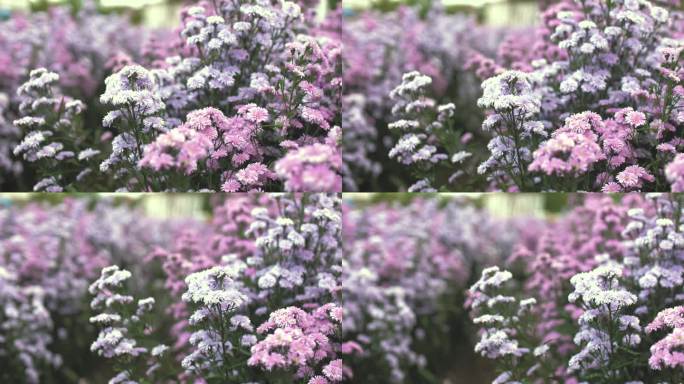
[12,68,88,191]
[182,265,247,310]
[181,265,249,375]
[622,195,684,312]
[569,264,637,311]
[568,263,641,375]
[88,266,159,382]
[478,71,541,116]
[99,65,166,180]
[388,71,468,191]
[469,266,544,381]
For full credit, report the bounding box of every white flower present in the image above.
[473,314,505,325]
[533,344,549,356]
[240,334,258,347]
[258,273,277,289]
[151,344,169,357]
[560,78,579,93]
[78,148,101,161]
[89,313,122,325]
[651,6,669,23]
[451,151,472,164]
[282,1,301,18]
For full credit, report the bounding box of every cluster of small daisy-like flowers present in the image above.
[469,193,684,383]
[131,1,341,192]
[248,304,344,383]
[387,71,471,192]
[645,306,684,371]
[275,126,342,192]
[476,70,542,190]
[175,193,346,383]
[180,265,248,377]
[13,68,93,191]
[528,110,654,191]
[473,0,684,191]
[468,266,550,383]
[99,65,167,190]
[0,1,146,190]
[341,3,503,190]
[89,265,169,383]
[567,264,640,378]
[0,198,173,384]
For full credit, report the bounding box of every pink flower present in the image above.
[308,376,329,384]
[657,143,676,153]
[235,162,274,187]
[615,165,654,190]
[239,103,269,124]
[248,305,341,380]
[562,112,604,136]
[185,107,231,138]
[666,153,684,192]
[300,106,330,130]
[615,107,646,128]
[221,179,241,192]
[601,182,623,192]
[529,132,605,176]
[646,307,684,370]
[299,81,323,99]
[646,306,684,333]
[626,111,646,127]
[139,125,213,174]
[340,341,363,355]
[275,131,341,192]
[322,359,343,382]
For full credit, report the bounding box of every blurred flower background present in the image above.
[0,0,332,26]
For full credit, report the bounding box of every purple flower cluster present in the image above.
[2,193,346,382]
[147,193,347,383]
[477,0,684,191]
[96,1,341,192]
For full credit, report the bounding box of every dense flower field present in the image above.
[469,193,684,383]
[0,193,347,383]
[4,193,684,383]
[0,0,341,192]
[345,0,684,192]
[344,193,684,383]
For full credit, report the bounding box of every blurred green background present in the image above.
[345,192,631,218]
[344,0,541,26]
[0,192,608,219]
[0,193,211,218]
[0,0,332,26]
